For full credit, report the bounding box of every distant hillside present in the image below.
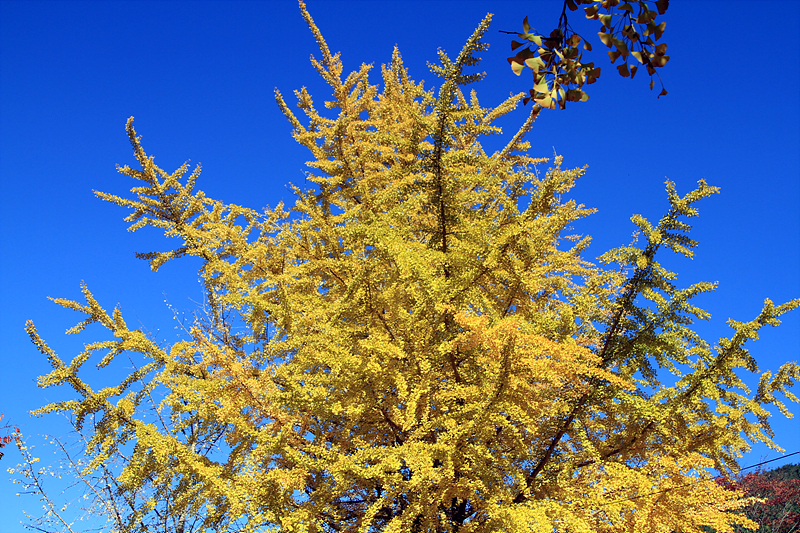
[737,462,800,533]
[762,462,800,482]
[701,463,800,533]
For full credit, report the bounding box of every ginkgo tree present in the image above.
[16,1,799,532]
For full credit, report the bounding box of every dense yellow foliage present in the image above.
[22,2,798,532]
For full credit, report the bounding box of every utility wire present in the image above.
[737,451,800,472]
[578,450,800,509]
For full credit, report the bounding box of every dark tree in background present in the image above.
[718,464,800,533]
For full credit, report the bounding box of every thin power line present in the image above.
[739,451,800,472]
[580,450,800,509]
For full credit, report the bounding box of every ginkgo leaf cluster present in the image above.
[506,0,670,108]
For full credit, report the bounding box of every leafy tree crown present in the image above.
[18,2,798,532]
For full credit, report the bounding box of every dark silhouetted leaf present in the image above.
[655,21,666,40]
[617,63,630,77]
[622,24,640,43]
[637,9,655,24]
[566,88,590,102]
[614,39,630,59]
[514,48,535,63]
[650,55,669,67]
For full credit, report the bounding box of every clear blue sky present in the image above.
[1,0,798,529]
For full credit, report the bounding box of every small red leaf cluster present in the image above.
[0,413,21,460]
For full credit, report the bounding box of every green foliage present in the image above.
[765,463,800,483]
